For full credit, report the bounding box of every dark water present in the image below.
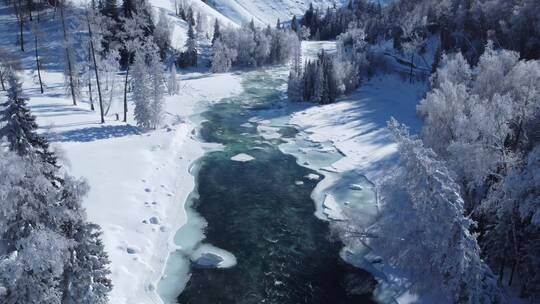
[178,71,377,304]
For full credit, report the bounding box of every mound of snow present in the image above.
[322,194,345,221]
[305,173,320,180]
[231,153,255,162]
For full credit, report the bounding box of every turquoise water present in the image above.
[177,71,377,303]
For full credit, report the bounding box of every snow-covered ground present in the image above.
[288,72,426,183]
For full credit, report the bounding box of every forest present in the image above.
[289,0,540,302]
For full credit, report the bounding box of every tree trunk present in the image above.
[19,17,24,51]
[87,12,104,123]
[123,55,130,122]
[14,0,24,51]
[88,74,94,111]
[27,0,32,21]
[34,33,43,93]
[498,254,506,283]
[508,261,516,286]
[0,70,5,91]
[61,249,74,304]
[60,2,77,105]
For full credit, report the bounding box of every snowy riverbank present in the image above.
[21,69,242,303]
[272,42,428,303]
[280,74,427,303]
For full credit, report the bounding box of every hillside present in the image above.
[204,0,347,25]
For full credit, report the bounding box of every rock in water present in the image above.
[349,184,363,191]
[192,252,224,268]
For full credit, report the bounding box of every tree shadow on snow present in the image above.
[52,125,140,142]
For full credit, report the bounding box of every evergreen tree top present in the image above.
[0,72,59,177]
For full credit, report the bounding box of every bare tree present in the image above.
[13,0,25,52]
[59,0,77,105]
[31,21,44,93]
[86,9,104,123]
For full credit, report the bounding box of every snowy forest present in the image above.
[0,0,538,303]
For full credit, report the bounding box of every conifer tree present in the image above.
[211,19,221,45]
[0,71,58,172]
[179,21,197,67]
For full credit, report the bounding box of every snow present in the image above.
[203,0,348,26]
[305,173,321,180]
[256,124,282,140]
[289,73,426,183]
[322,194,346,221]
[230,153,255,162]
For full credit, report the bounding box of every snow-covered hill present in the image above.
[204,0,347,25]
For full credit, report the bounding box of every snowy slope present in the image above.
[205,0,347,25]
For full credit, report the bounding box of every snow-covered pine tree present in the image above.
[211,19,220,45]
[287,39,303,101]
[179,21,197,67]
[210,38,237,73]
[0,228,69,304]
[0,151,112,304]
[62,222,112,304]
[0,71,58,175]
[195,11,206,38]
[154,10,172,59]
[371,118,503,303]
[132,41,165,129]
[167,65,179,95]
[312,61,324,103]
[147,44,165,129]
[132,47,151,129]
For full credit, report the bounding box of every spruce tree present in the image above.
[180,21,197,67]
[0,71,58,172]
[291,15,299,33]
[212,19,221,45]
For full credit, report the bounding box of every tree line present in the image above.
[210,19,300,73]
[287,27,372,104]
[299,0,540,62]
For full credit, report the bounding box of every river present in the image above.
[159,69,378,304]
